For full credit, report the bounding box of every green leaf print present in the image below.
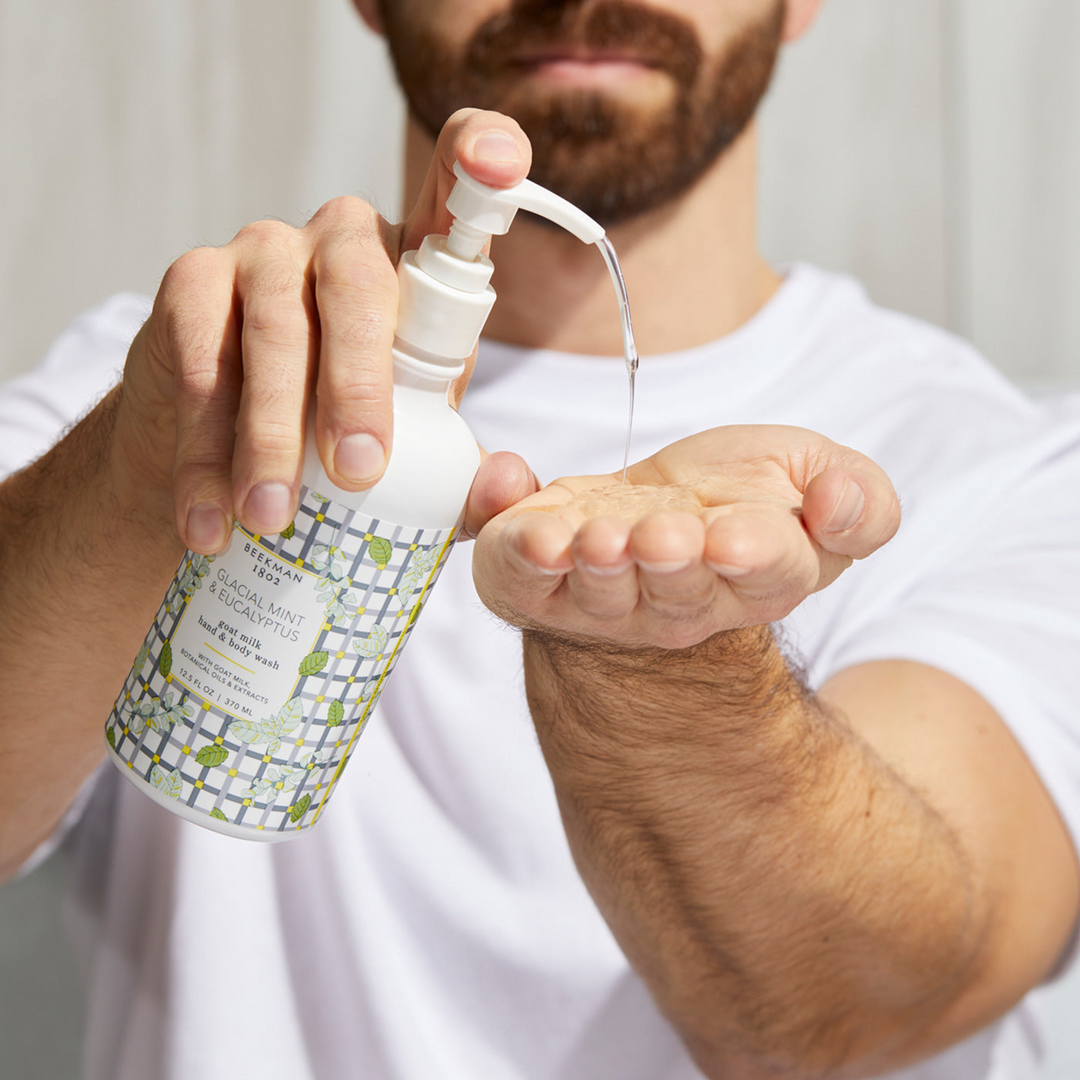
[353,624,388,659]
[106,727,116,749]
[156,691,194,733]
[280,521,295,540]
[397,547,439,606]
[195,744,229,768]
[165,553,215,614]
[159,641,173,678]
[149,764,182,799]
[298,651,329,677]
[244,762,305,802]
[134,642,151,673]
[209,807,229,822]
[228,697,304,754]
[126,695,187,737]
[368,536,393,566]
[327,700,344,727]
[310,544,346,583]
[290,794,311,823]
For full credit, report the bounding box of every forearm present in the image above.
[0,387,182,879]
[524,626,990,1078]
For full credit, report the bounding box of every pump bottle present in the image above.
[105,165,608,840]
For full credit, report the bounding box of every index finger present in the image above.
[309,110,532,493]
[403,109,532,407]
[400,108,533,256]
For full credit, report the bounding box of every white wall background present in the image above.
[2,2,1080,1077]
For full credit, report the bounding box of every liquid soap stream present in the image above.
[597,236,639,484]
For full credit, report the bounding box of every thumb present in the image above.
[463,450,541,541]
[802,466,901,559]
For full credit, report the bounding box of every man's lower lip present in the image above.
[517,58,658,85]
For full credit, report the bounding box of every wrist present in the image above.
[522,623,809,762]
[523,623,794,703]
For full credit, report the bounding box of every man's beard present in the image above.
[377,0,785,227]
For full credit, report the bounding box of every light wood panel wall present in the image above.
[760,0,1080,385]
[1,0,1077,386]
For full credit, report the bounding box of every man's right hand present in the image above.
[110,108,532,554]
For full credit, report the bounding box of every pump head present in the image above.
[394,165,607,364]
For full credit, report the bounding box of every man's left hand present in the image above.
[470,425,901,647]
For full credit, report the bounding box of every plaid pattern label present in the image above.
[106,485,457,837]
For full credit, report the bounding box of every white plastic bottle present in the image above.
[105,166,607,840]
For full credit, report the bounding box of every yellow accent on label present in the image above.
[275,781,284,790]
[388,587,396,595]
[202,702,211,711]
[214,735,224,745]
[165,674,173,683]
[364,533,372,541]
[262,754,272,763]
[316,513,325,522]
[409,543,418,551]
[205,641,255,674]
[195,780,204,789]
[316,695,325,703]
[127,761,134,769]
[336,651,345,659]
[182,746,191,755]
[152,754,160,763]
[295,557,304,566]
[296,739,305,747]
[347,676,355,683]
[228,768,238,777]
[242,798,252,806]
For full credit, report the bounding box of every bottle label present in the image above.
[106,485,457,837]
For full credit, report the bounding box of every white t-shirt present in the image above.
[9,266,1080,1080]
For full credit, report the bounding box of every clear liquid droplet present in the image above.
[596,236,639,484]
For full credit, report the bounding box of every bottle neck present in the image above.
[392,341,464,394]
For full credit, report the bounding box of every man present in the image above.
[1,1,1079,1077]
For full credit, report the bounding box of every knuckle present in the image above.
[309,194,377,232]
[236,414,304,459]
[234,217,298,249]
[173,358,222,404]
[322,304,396,363]
[160,246,228,297]
[319,243,398,299]
[242,302,308,349]
[320,363,393,414]
[174,458,230,491]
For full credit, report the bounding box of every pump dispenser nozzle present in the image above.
[394,163,607,364]
[445,162,605,256]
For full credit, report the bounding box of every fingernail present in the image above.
[579,560,631,578]
[526,563,566,577]
[243,482,293,534]
[187,505,230,552]
[825,479,865,533]
[473,130,520,162]
[705,561,753,579]
[335,433,385,484]
[636,558,692,575]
